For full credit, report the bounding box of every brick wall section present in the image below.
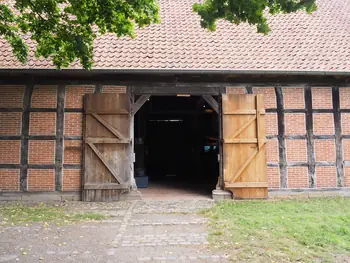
[314,140,335,162]
[341,113,350,134]
[267,167,280,188]
[344,167,350,187]
[312,87,333,109]
[27,169,55,191]
[29,112,56,135]
[0,86,24,108]
[283,88,305,109]
[284,113,306,135]
[266,139,279,163]
[287,167,308,188]
[343,140,350,161]
[286,140,307,162]
[265,113,278,136]
[28,140,55,164]
[226,87,246,94]
[65,85,95,108]
[102,86,126,93]
[64,140,82,164]
[31,86,57,108]
[0,169,19,191]
[252,87,277,108]
[0,141,21,164]
[0,112,22,135]
[63,169,82,191]
[339,88,350,109]
[313,113,334,135]
[316,166,337,187]
[64,113,83,136]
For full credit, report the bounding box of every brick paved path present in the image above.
[0,200,230,262]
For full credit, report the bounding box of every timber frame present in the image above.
[0,71,350,197]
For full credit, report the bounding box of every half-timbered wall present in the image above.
[0,83,350,194]
[227,86,349,189]
[0,85,126,193]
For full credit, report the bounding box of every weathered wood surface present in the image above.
[83,93,131,201]
[222,94,268,199]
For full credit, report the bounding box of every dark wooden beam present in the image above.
[304,85,316,188]
[0,136,21,140]
[20,84,33,191]
[28,164,55,169]
[132,95,150,115]
[132,86,221,95]
[332,86,344,187]
[0,164,21,169]
[63,164,82,169]
[65,108,84,113]
[55,85,65,191]
[245,85,253,94]
[275,86,288,188]
[202,95,219,113]
[94,84,102,93]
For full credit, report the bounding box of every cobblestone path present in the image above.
[0,200,230,262]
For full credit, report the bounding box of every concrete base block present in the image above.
[212,189,232,201]
[120,190,143,201]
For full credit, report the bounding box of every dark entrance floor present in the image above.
[139,180,213,200]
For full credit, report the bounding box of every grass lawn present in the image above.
[0,203,105,225]
[202,198,350,262]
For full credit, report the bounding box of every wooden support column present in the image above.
[305,86,316,187]
[55,85,65,191]
[332,86,344,187]
[275,86,288,188]
[218,94,224,189]
[132,95,150,115]
[94,84,102,94]
[20,84,34,191]
[245,85,253,94]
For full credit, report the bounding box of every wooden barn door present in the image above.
[83,93,132,201]
[222,94,268,199]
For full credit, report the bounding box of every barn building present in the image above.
[0,0,350,201]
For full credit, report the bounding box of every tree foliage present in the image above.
[0,0,316,69]
[193,0,317,34]
[0,0,160,69]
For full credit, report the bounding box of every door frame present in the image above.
[131,86,225,189]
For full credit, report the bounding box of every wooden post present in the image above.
[304,86,316,187]
[275,86,288,188]
[20,84,34,192]
[55,85,65,191]
[218,94,224,189]
[94,84,102,94]
[332,86,344,187]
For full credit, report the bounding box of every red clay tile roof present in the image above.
[0,0,350,73]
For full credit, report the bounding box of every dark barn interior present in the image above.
[134,95,219,199]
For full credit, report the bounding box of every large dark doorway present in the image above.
[134,95,219,200]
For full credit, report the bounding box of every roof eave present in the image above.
[0,68,350,76]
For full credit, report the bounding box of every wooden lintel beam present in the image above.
[202,95,219,113]
[132,95,150,115]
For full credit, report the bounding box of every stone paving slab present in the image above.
[133,200,214,214]
[0,200,223,263]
